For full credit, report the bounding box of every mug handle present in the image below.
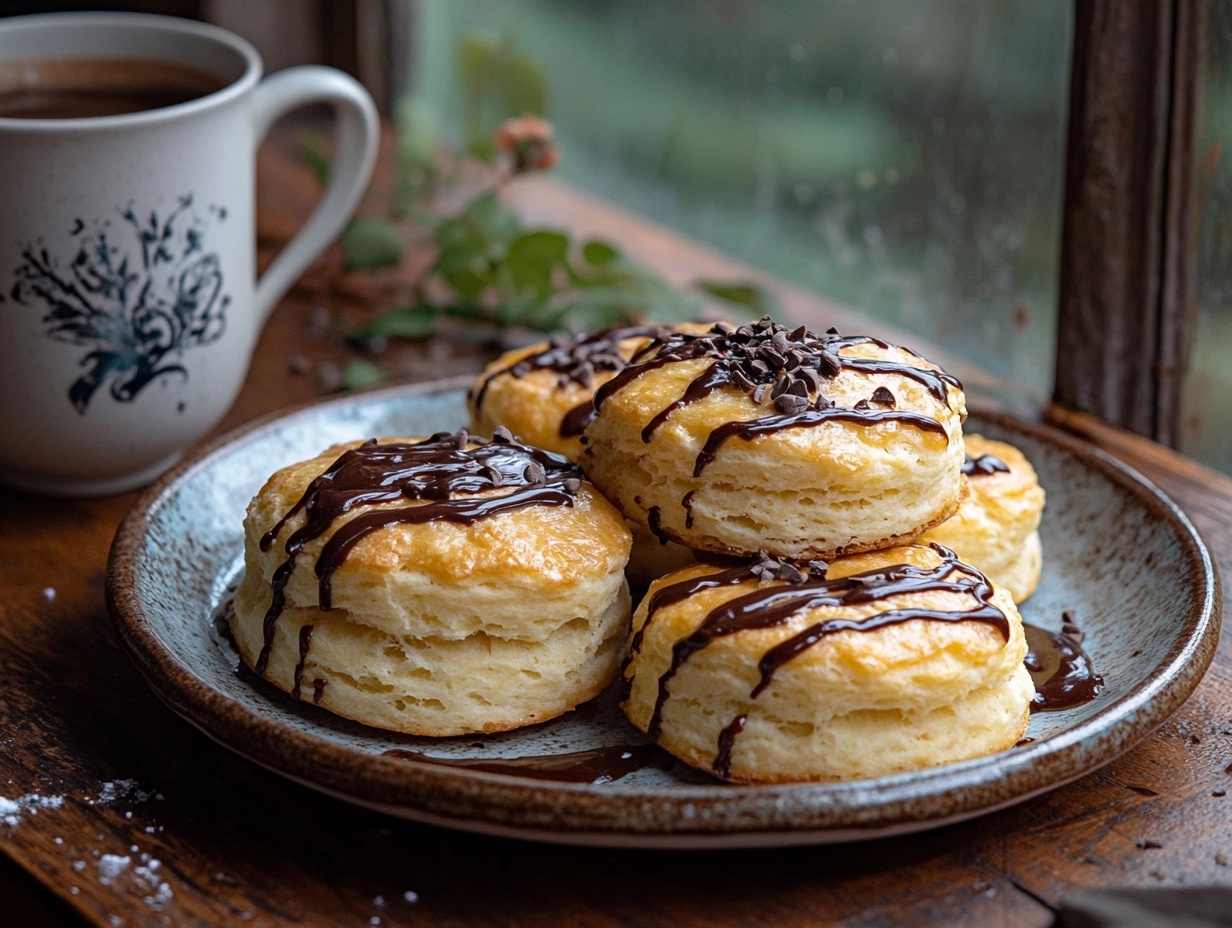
[250,66,379,323]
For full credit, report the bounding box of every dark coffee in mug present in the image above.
[0,57,223,119]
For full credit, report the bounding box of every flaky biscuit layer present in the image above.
[621,545,1032,783]
[582,339,967,559]
[233,438,633,736]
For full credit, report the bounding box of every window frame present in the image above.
[1054,0,1204,446]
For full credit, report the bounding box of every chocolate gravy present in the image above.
[255,430,582,677]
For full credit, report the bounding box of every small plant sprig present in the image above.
[312,32,776,364]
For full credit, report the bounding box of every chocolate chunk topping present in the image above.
[592,316,961,473]
[774,393,810,414]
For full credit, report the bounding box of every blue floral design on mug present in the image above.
[7,194,229,413]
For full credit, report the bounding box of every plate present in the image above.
[107,377,1221,848]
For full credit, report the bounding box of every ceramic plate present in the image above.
[108,377,1221,848]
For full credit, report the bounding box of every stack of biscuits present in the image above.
[233,316,1045,786]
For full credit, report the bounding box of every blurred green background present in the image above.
[412,0,1072,398]
[1184,0,1232,471]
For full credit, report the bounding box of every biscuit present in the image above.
[581,317,968,559]
[918,435,1046,603]
[620,544,1033,783]
[231,429,633,736]
[468,324,683,460]
[469,324,704,586]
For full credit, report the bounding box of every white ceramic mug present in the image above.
[0,12,378,495]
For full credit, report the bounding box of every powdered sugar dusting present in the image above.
[0,792,65,827]
[4,776,179,919]
[97,853,131,885]
[92,779,153,805]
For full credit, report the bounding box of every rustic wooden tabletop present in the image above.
[2,135,1231,928]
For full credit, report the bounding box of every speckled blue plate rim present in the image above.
[106,380,1222,847]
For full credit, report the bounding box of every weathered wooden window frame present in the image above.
[1054,0,1204,446]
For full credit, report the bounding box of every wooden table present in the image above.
[3,137,1231,928]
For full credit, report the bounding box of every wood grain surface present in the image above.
[2,133,1230,928]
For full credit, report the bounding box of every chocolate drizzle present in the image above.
[381,744,666,784]
[713,714,747,779]
[646,506,669,545]
[963,453,1010,477]
[559,399,597,437]
[694,406,946,476]
[468,325,670,437]
[681,490,697,529]
[632,546,1008,746]
[1024,611,1104,711]
[254,429,583,677]
[291,624,313,700]
[593,317,960,474]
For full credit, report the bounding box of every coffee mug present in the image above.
[0,12,379,495]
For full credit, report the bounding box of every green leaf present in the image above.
[463,191,522,246]
[349,305,437,342]
[340,358,387,391]
[343,218,403,272]
[433,212,494,298]
[440,265,491,299]
[435,216,486,260]
[694,280,779,319]
[300,130,331,189]
[581,239,620,267]
[506,230,568,295]
[437,302,489,321]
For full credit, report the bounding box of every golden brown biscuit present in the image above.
[918,435,1046,603]
[232,429,633,736]
[469,323,706,586]
[621,544,1032,783]
[468,324,685,460]
[581,317,968,560]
